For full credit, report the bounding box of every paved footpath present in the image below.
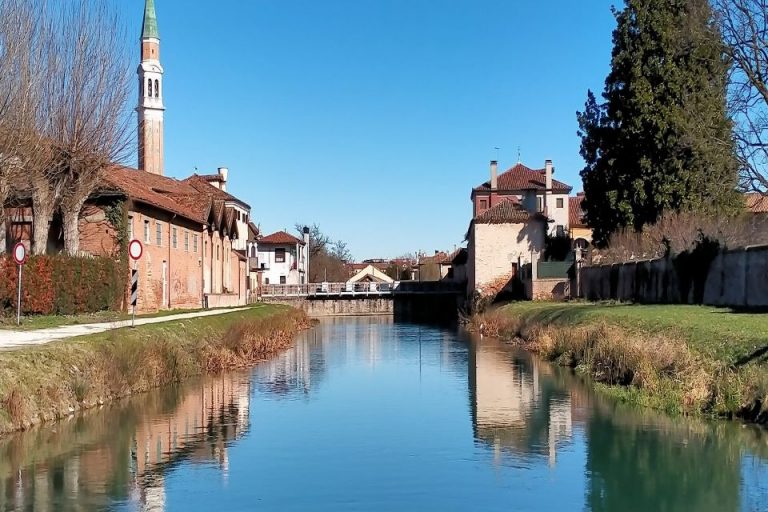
[0,307,251,350]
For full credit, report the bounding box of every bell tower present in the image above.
[137,0,164,175]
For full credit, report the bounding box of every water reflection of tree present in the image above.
[586,412,742,512]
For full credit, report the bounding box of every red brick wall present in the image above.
[127,204,204,312]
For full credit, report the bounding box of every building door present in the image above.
[162,260,168,307]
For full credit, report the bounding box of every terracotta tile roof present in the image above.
[184,174,251,209]
[475,199,536,224]
[474,163,572,194]
[101,165,210,223]
[259,231,304,245]
[569,194,587,228]
[746,192,768,213]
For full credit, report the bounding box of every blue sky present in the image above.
[120,0,617,259]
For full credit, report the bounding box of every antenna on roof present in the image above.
[517,146,521,164]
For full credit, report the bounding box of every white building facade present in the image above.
[256,230,310,286]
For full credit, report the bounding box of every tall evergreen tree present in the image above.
[577,0,740,246]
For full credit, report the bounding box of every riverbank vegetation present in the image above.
[0,305,311,435]
[471,302,768,424]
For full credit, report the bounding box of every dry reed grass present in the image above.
[470,308,766,423]
[0,306,311,435]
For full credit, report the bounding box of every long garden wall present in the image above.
[580,245,768,307]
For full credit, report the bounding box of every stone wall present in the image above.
[265,297,394,317]
[580,245,768,307]
[532,278,571,301]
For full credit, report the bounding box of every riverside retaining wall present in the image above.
[581,245,768,308]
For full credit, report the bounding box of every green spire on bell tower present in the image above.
[142,0,159,40]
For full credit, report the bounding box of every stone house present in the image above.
[466,200,547,300]
[256,230,309,287]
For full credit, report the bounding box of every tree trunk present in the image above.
[0,209,6,254]
[31,188,54,256]
[62,197,87,256]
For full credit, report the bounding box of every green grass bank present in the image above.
[471,303,768,425]
[0,304,311,436]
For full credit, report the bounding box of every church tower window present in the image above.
[155,79,160,98]
[147,78,152,98]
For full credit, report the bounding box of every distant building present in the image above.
[348,264,394,284]
[256,229,309,286]
[569,193,591,254]
[746,192,768,214]
[472,160,573,236]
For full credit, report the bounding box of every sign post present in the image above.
[128,240,144,328]
[12,243,27,326]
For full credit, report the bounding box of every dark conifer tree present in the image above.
[578,0,740,246]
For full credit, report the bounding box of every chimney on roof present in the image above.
[217,167,228,192]
[302,226,310,279]
[544,159,553,216]
[490,160,498,190]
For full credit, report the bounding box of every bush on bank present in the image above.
[0,255,124,316]
[0,305,311,435]
[471,303,768,425]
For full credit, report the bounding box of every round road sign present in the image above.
[128,239,143,261]
[12,243,27,265]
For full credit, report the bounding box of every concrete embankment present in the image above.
[471,302,768,425]
[0,304,311,436]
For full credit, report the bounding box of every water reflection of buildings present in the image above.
[253,316,396,398]
[0,374,250,511]
[468,335,582,466]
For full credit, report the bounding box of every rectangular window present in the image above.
[556,225,565,237]
[479,199,488,211]
[184,230,189,252]
[156,222,163,246]
[144,220,151,244]
[172,227,178,249]
[537,197,544,212]
[193,234,198,253]
[556,198,564,209]
[265,278,270,285]
[280,276,287,285]
[275,248,286,263]
[128,216,134,241]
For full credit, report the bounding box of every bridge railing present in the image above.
[259,280,464,298]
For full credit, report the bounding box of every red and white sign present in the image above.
[12,243,27,265]
[128,239,144,261]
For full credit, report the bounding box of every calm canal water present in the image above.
[1,317,767,511]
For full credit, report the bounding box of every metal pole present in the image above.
[132,261,137,328]
[16,264,22,326]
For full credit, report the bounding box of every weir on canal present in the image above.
[258,281,466,320]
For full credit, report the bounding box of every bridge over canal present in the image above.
[256,281,465,321]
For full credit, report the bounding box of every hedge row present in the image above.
[0,254,125,315]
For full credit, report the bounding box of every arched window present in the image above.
[155,79,160,98]
[147,78,152,98]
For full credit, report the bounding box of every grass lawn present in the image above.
[494,302,768,366]
[0,305,249,332]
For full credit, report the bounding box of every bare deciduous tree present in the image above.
[0,0,51,254]
[47,0,133,255]
[714,0,768,194]
[0,0,132,256]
